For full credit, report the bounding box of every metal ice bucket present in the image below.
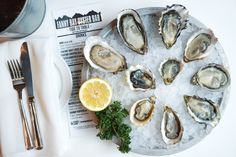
[0,0,46,39]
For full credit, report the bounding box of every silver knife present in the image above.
[20,42,43,150]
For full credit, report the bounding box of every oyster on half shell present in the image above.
[191,64,230,91]
[184,29,217,62]
[159,59,183,85]
[161,106,183,145]
[159,4,189,49]
[83,36,127,73]
[117,9,148,55]
[130,96,156,126]
[126,65,156,91]
[184,95,221,127]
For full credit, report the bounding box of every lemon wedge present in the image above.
[79,78,112,111]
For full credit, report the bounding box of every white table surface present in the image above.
[32,0,236,157]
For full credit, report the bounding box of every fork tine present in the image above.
[7,61,14,79]
[9,60,17,79]
[16,60,23,78]
[12,60,20,78]
[10,60,17,78]
[14,59,21,78]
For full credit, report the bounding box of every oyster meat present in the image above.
[159,59,183,85]
[126,65,156,91]
[83,36,127,73]
[184,29,217,62]
[161,106,183,145]
[117,9,148,55]
[191,64,230,91]
[184,95,221,127]
[130,96,155,126]
[159,4,189,49]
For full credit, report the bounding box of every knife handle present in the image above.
[28,98,43,150]
[18,98,34,150]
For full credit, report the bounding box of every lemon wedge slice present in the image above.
[79,78,112,111]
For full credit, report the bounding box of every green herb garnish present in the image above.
[95,101,132,153]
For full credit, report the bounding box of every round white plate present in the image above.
[54,54,72,108]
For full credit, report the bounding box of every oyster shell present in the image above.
[159,59,183,85]
[159,4,189,49]
[184,95,221,127]
[191,64,230,91]
[130,96,155,126]
[83,36,127,73]
[184,29,217,62]
[161,106,183,145]
[117,9,148,55]
[126,65,156,91]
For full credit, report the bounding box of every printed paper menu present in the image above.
[53,3,107,136]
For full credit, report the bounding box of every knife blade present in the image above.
[20,42,43,150]
[20,42,34,97]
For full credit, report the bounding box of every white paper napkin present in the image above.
[0,38,67,157]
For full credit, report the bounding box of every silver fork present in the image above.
[7,59,34,150]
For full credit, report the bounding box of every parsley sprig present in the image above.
[95,101,132,153]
